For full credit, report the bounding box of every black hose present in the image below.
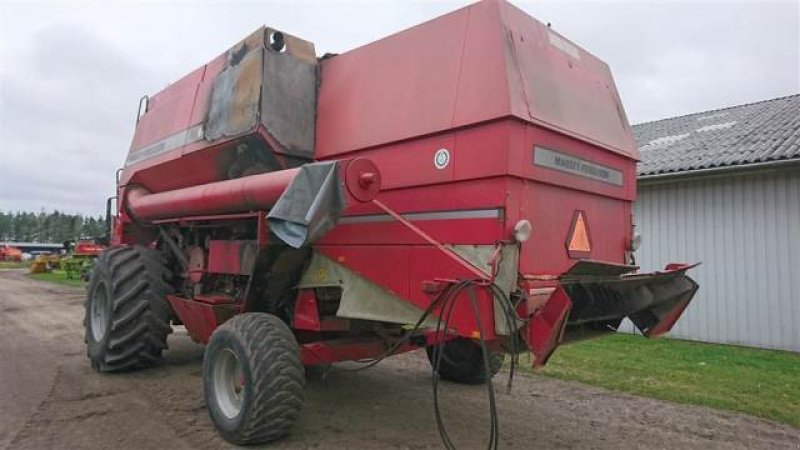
[323,278,525,450]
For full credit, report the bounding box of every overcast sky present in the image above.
[1,0,798,216]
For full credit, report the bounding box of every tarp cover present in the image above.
[267,161,345,248]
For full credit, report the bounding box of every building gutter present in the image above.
[637,158,800,186]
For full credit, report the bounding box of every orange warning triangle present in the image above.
[568,212,591,252]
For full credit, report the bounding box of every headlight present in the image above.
[630,232,642,251]
[513,220,532,243]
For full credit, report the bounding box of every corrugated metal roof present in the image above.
[633,94,800,176]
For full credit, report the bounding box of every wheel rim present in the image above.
[213,348,246,419]
[90,281,110,342]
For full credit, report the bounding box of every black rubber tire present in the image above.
[426,338,504,385]
[84,245,173,372]
[203,313,305,445]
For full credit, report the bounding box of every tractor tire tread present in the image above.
[208,313,305,444]
[426,339,504,385]
[85,245,173,372]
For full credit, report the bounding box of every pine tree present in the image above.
[0,210,107,243]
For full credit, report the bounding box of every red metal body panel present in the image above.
[300,339,421,366]
[293,290,321,331]
[514,179,629,273]
[319,121,634,273]
[523,286,572,367]
[184,55,227,140]
[293,290,352,332]
[122,136,244,192]
[130,66,208,151]
[316,0,637,160]
[73,240,105,256]
[207,240,254,275]
[642,263,699,337]
[501,3,637,156]
[166,294,241,343]
[317,244,497,340]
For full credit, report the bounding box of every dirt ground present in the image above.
[1,269,797,450]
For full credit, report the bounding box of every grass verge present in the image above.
[521,333,799,427]
[29,271,86,289]
[0,261,29,269]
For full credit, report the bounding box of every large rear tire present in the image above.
[426,338,504,385]
[84,245,173,372]
[203,313,305,445]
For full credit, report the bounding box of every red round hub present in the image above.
[345,158,381,202]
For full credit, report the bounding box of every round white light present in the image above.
[433,148,450,169]
[513,220,532,243]
[630,232,642,251]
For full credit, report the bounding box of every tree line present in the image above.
[0,210,108,243]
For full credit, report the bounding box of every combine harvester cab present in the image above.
[86,0,698,445]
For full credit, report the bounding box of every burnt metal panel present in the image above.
[205,46,263,141]
[205,26,318,158]
[261,49,318,157]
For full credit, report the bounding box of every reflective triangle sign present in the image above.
[566,210,592,258]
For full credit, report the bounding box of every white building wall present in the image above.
[625,168,800,352]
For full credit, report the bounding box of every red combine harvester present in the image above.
[72,239,106,257]
[0,245,23,262]
[86,0,698,445]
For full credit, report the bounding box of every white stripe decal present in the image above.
[339,208,503,224]
[125,124,205,167]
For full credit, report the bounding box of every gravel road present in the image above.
[1,269,797,450]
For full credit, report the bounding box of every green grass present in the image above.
[523,334,799,427]
[29,270,86,289]
[0,260,29,269]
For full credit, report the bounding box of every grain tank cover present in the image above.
[206,27,318,156]
[317,0,638,160]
